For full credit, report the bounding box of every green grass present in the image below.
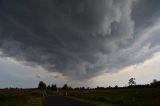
[66,88,160,106]
[0,89,44,106]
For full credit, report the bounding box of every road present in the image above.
[44,95,93,106]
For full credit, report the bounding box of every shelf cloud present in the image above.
[0,0,160,79]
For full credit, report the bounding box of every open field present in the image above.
[1,88,160,106]
[0,89,44,106]
[63,88,160,106]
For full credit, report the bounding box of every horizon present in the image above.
[0,0,160,88]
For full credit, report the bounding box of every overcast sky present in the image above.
[0,0,160,88]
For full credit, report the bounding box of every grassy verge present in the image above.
[68,96,121,106]
[0,89,44,106]
[65,88,160,106]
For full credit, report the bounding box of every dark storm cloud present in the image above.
[0,0,160,79]
[132,0,160,30]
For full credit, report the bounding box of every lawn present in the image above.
[0,89,44,106]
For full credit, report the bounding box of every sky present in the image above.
[0,0,160,88]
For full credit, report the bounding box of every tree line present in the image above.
[38,78,160,91]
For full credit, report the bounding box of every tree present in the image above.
[128,78,136,86]
[38,81,46,90]
[152,79,157,83]
[62,84,68,90]
[114,85,118,89]
[47,85,51,90]
[150,79,160,88]
[51,84,57,90]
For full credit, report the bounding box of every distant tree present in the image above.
[80,87,85,90]
[95,86,105,90]
[128,78,136,86]
[38,81,46,90]
[152,79,157,83]
[114,85,118,89]
[107,86,112,89]
[150,79,160,88]
[51,84,57,90]
[62,84,68,90]
[47,85,51,90]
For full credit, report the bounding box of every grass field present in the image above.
[0,89,44,106]
[65,88,160,106]
[1,88,160,106]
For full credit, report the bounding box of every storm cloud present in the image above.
[0,0,160,79]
